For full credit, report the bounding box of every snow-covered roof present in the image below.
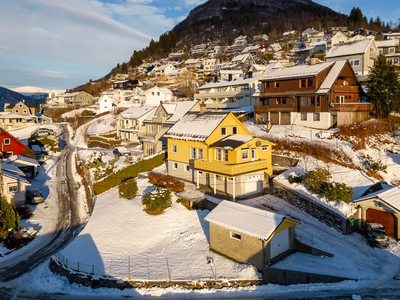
[185,58,201,64]
[204,201,297,240]
[326,39,374,58]
[220,70,243,75]
[120,105,156,119]
[260,61,335,81]
[161,101,198,124]
[316,60,348,94]
[7,155,40,166]
[154,64,173,71]
[1,163,25,176]
[232,53,251,63]
[163,112,229,141]
[376,39,399,48]
[2,170,30,184]
[354,186,400,211]
[0,114,35,120]
[198,71,268,90]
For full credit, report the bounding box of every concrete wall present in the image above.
[272,155,299,167]
[272,180,353,234]
[263,266,354,285]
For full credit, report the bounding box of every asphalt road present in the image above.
[0,124,81,282]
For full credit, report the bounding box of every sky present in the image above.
[0,0,399,91]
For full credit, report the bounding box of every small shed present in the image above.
[353,186,400,238]
[204,201,300,271]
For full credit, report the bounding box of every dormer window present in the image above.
[274,82,279,88]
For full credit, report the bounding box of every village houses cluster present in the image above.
[2,25,400,277]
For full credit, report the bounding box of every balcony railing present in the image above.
[253,105,270,114]
[331,103,374,112]
[194,159,270,176]
[332,85,360,93]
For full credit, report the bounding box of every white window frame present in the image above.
[232,126,238,135]
[313,113,320,121]
[4,138,10,145]
[185,165,190,172]
[171,144,177,153]
[190,147,196,159]
[173,162,178,169]
[8,183,18,193]
[221,127,227,136]
[241,149,249,160]
[215,149,228,162]
[230,231,242,241]
[301,113,307,121]
[336,95,344,103]
[262,145,269,151]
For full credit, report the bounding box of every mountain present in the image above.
[0,86,45,112]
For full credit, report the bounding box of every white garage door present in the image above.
[245,175,261,195]
[270,229,289,259]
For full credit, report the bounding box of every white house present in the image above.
[327,31,349,50]
[138,86,175,106]
[154,64,175,78]
[1,170,31,206]
[97,94,115,114]
[116,106,157,142]
[326,38,378,76]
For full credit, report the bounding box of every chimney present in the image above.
[248,71,253,78]
[228,74,232,81]
[199,103,207,115]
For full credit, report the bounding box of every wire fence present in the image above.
[53,252,244,281]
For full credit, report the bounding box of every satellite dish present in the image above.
[329,102,335,107]
[256,141,261,147]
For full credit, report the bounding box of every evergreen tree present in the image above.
[0,197,19,238]
[366,54,400,118]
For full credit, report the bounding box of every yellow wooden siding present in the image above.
[167,138,207,164]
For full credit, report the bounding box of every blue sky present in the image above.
[0,0,398,91]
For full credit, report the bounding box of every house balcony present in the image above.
[194,159,271,177]
[254,105,270,114]
[332,85,360,93]
[152,117,167,123]
[119,125,139,130]
[331,102,374,112]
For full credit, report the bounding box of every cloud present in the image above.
[174,7,183,12]
[39,70,69,78]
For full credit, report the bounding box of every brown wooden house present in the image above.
[253,60,373,129]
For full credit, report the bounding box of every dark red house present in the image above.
[0,128,28,158]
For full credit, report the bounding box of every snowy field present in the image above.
[59,178,259,281]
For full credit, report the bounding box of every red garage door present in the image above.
[366,209,397,237]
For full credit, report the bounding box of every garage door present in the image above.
[366,208,397,237]
[280,112,291,125]
[245,175,261,195]
[270,229,289,259]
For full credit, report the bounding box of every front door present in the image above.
[251,149,256,161]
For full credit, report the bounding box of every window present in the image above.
[221,127,227,136]
[336,95,344,103]
[4,138,10,145]
[157,92,160,96]
[8,183,18,193]
[23,110,27,113]
[313,113,320,121]
[230,232,242,241]
[274,81,279,88]
[173,162,178,169]
[301,113,307,121]
[215,149,228,162]
[351,60,360,66]
[185,165,190,172]
[171,145,177,153]
[300,78,313,88]
[276,98,286,105]
[316,96,320,106]
[15,110,19,113]
[197,148,203,159]
[309,96,315,106]
[265,82,270,89]
[389,48,395,54]
[241,149,249,160]
[152,92,155,95]
[301,96,308,106]
[190,147,196,159]
[301,96,315,106]
[232,126,238,135]
[262,145,269,151]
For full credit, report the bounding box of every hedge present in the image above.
[148,172,185,192]
[93,152,166,195]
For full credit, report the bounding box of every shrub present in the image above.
[303,168,331,193]
[288,174,303,183]
[148,172,185,192]
[364,154,387,172]
[22,148,35,159]
[82,110,95,116]
[142,188,172,215]
[118,179,138,199]
[319,182,354,203]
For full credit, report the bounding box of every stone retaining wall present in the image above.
[272,180,352,234]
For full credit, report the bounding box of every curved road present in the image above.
[0,124,81,282]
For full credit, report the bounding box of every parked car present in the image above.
[16,204,32,219]
[113,147,130,156]
[26,188,45,204]
[364,222,390,248]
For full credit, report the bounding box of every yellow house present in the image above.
[163,109,275,200]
